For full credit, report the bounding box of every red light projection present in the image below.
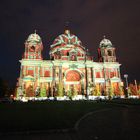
[66,70,81,81]
[44,71,50,77]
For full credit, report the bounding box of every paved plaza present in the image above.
[1,104,140,140]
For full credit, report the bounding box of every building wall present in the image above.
[17,59,122,97]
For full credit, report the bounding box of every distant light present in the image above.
[124,74,128,78]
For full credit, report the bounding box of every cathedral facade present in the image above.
[16,30,123,100]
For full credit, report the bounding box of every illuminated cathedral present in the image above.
[16,30,123,100]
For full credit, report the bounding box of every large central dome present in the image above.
[50,30,84,49]
[50,30,86,58]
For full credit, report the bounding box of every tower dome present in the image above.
[25,31,43,51]
[26,32,42,45]
[99,36,112,48]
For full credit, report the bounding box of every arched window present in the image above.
[67,52,69,56]
[27,67,34,76]
[96,72,101,78]
[44,71,50,77]
[108,50,112,56]
[27,70,34,76]
[29,46,35,52]
[70,52,77,61]
[51,56,54,60]
[66,70,81,81]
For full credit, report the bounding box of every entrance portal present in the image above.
[65,70,82,94]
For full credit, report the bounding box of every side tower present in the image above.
[17,32,43,98]
[97,37,123,97]
[98,36,116,62]
[23,31,43,59]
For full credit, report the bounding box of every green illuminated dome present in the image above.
[25,31,43,52]
[99,36,112,48]
[27,32,42,44]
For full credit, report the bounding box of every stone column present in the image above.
[118,68,121,78]
[91,67,94,83]
[85,64,88,96]
[20,65,23,78]
[93,68,96,85]
[59,65,62,82]
[51,65,56,97]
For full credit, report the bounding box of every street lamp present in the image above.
[124,74,129,97]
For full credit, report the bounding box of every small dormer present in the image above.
[69,48,77,61]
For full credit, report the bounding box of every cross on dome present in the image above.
[34,29,37,34]
[65,21,70,29]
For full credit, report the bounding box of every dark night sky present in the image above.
[0,0,140,87]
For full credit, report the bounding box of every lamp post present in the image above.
[84,49,88,99]
[124,74,129,97]
[134,79,138,94]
